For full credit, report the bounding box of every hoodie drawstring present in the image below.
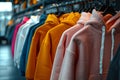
[99,26,106,75]
[99,27,115,75]
[111,28,115,61]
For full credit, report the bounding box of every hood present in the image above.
[106,12,120,33]
[45,14,60,25]
[85,9,120,33]
[77,12,91,25]
[22,17,30,23]
[61,12,81,26]
[84,9,120,75]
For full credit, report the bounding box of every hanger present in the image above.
[83,1,88,12]
[78,1,84,12]
[102,6,116,16]
[88,1,98,13]
[55,3,68,17]
[85,1,91,12]
[99,5,108,12]
[84,1,94,13]
[101,0,116,16]
[56,7,66,17]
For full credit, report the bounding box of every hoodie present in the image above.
[14,15,40,69]
[26,13,69,80]
[19,14,46,76]
[11,17,29,57]
[59,9,120,80]
[34,12,80,80]
[50,12,91,80]
[26,14,59,80]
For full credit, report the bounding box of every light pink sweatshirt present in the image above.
[59,9,120,80]
[50,12,91,80]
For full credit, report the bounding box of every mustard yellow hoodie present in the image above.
[34,12,80,80]
[26,13,69,80]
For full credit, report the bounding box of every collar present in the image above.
[77,12,91,24]
[61,12,81,26]
[45,14,60,25]
[22,17,29,23]
[85,9,120,33]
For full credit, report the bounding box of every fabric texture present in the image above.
[25,14,63,80]
[34,12,80,80]
[58,10,120,80]
[11,17,29,57]
[14,16,40,69]
[50,12,91,80]
[19,14,46,76]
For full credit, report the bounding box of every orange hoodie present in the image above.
[26,14,59,80]
[34,12,80,80]
[26,13,69,80]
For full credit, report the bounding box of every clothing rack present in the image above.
[43,0,104,14]
[13,2,43,17]
[13,0,73,17]
[43,0,87,14]
[13,0,119,18]
[12,0,84,18]
[44,0,88,10]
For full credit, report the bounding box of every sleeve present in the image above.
[25,31,40,79]
[58,39,77,80]
[50,33,67,80]
[34,32,52,80]
[20,30,30,76]
[14,27,23,68]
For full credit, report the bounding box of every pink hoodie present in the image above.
[50,12,91,80]
[59,9,120,80]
